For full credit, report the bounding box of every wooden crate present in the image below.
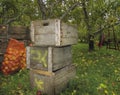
[8,26,30,40]
[0,40,8,54]
[27,46,72,71]
[30,19,78,46]
[0,54,4,63]
[30,64,76,95]
[0,25,8,36]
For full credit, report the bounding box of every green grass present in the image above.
[0,43,120,95]
[61,43,120,95]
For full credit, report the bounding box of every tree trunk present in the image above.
[81,0,94,51]
[37,0,47,20]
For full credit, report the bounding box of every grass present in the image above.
[0,43,120,95]
[61,43,120,95]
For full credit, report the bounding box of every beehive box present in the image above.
[27,46,72,71]
[30,19,78,46]
[30,64,76,95]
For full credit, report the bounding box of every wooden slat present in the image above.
[35,34,55,46]
[8,26,28,34]
[30,69,55,76]
[48,47,53,72]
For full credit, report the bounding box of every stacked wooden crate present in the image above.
[8,26,30,46]
[0,25,8,63]
[28,19,78,95]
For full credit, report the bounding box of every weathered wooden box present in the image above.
[8,26,30,40]
[0,40,8,54]
[27,46,72,71]
[30,64,76,95]
[0,25,8,36]
[30,19,78,46]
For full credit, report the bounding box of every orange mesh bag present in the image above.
[1,38,26,75]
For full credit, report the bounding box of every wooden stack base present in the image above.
[29,64,76,95]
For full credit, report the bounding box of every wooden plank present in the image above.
[26,46,30,68]
[8,26,28,34]
[35,34,55,46]
[55,19,61,46]
[8,26,30,41]
[0,41,8,54]
[30,69,55,76]
[30,46,48,70]
[52,46,72,70]
[30,22,35,42]
[29,64,76,95]
[60,37,78,46]
[61,23,78,37]
[48,47,53,72]
[8,34,27,39]
[0,54,4,63]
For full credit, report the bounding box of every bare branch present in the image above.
[37,0,47,19]
[60,2,80,20]
[49,0,62,18]
[4,8,25,24]
[5,15,20,24]
[81,0,90,32]
[93,21,120,35]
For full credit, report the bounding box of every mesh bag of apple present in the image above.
[1,38,26,75]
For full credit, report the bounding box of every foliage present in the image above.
[0,44,120,95]
[1,0,120,40]
[0,0,40,25]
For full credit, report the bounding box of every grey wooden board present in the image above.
[29,64,76,95]
[30,19,78,46]
[35,34,55,46]
[0,39,8,53]
[27,46,72,71]
[0,55,4,63]
[8,26,28,34]
[8,34,27,39]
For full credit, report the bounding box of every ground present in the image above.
[0,43,120,95]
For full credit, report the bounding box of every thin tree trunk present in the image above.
[37,0,47,20]
[81,0,94,51]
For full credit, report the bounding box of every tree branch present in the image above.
[81,0,90,32]
[4,8,25,25]
[93,21,120,35]
[60,2,80,20]
[37,0,47,19]
[49,0,62,18]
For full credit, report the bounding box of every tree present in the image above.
[0,0,40,25]
[1,0,120,51]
